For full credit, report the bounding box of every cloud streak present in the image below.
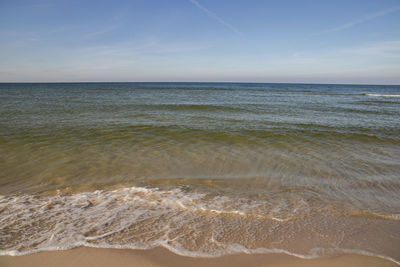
[342,40,400,58]
[313,6,400,36]
[189,0,242,36]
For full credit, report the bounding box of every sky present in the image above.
[0,0,399,84]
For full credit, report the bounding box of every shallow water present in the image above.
[0,82,399,263]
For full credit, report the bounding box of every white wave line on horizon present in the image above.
[364,93,400,97]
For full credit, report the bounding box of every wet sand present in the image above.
[0,247,397,267]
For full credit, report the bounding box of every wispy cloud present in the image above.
[189,0,242,36]
[84,23,122,39]
[312,6,400,36]
[342,40,400,58]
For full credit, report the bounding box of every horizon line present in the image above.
[0,81,399,86]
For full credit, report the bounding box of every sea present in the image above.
[0,82,399,263]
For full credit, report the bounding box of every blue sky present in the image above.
[0,0,399,84]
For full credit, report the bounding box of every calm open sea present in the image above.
[0,82,399,262]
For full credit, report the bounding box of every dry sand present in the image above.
[0,247,397,267]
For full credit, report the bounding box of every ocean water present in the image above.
[0,82,399,262]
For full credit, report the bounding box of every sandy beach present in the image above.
[2,0,400,265]
[0,247,398,267]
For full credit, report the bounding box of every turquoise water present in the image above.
[0,83,399,262]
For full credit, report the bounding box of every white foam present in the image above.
[1,243,399,266]
[364,93,400,97]
[0,186,399,264]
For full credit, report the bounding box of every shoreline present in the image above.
[0,247,398,267]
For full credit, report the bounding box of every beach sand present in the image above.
[0,247,397,267]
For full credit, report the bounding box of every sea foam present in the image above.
[1,186,399,264]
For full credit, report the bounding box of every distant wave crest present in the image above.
[363,93,400,97]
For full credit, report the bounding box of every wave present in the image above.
[0,186,399,263]
[2,243,399,266]
[137,104,248,113]
[363,93,400,97]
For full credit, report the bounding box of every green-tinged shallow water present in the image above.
[0,82,400,262]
